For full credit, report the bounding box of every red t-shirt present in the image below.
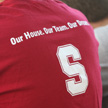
[0,0,102,108]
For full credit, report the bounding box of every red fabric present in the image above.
[0,0,102,108]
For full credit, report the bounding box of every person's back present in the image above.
[61,0,108,107]
[0,0,102,108]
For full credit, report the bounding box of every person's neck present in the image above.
[90,17,108,29]
[0,0,4,2]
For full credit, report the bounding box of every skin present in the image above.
[0,0,4,2]
[90,17,108,28]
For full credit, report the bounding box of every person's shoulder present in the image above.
[94,25,108,39]
[94,25,108,33]
[52,0,88,21]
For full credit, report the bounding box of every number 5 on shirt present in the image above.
[56,44,88,96]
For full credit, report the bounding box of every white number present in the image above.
[56,44,88,96]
